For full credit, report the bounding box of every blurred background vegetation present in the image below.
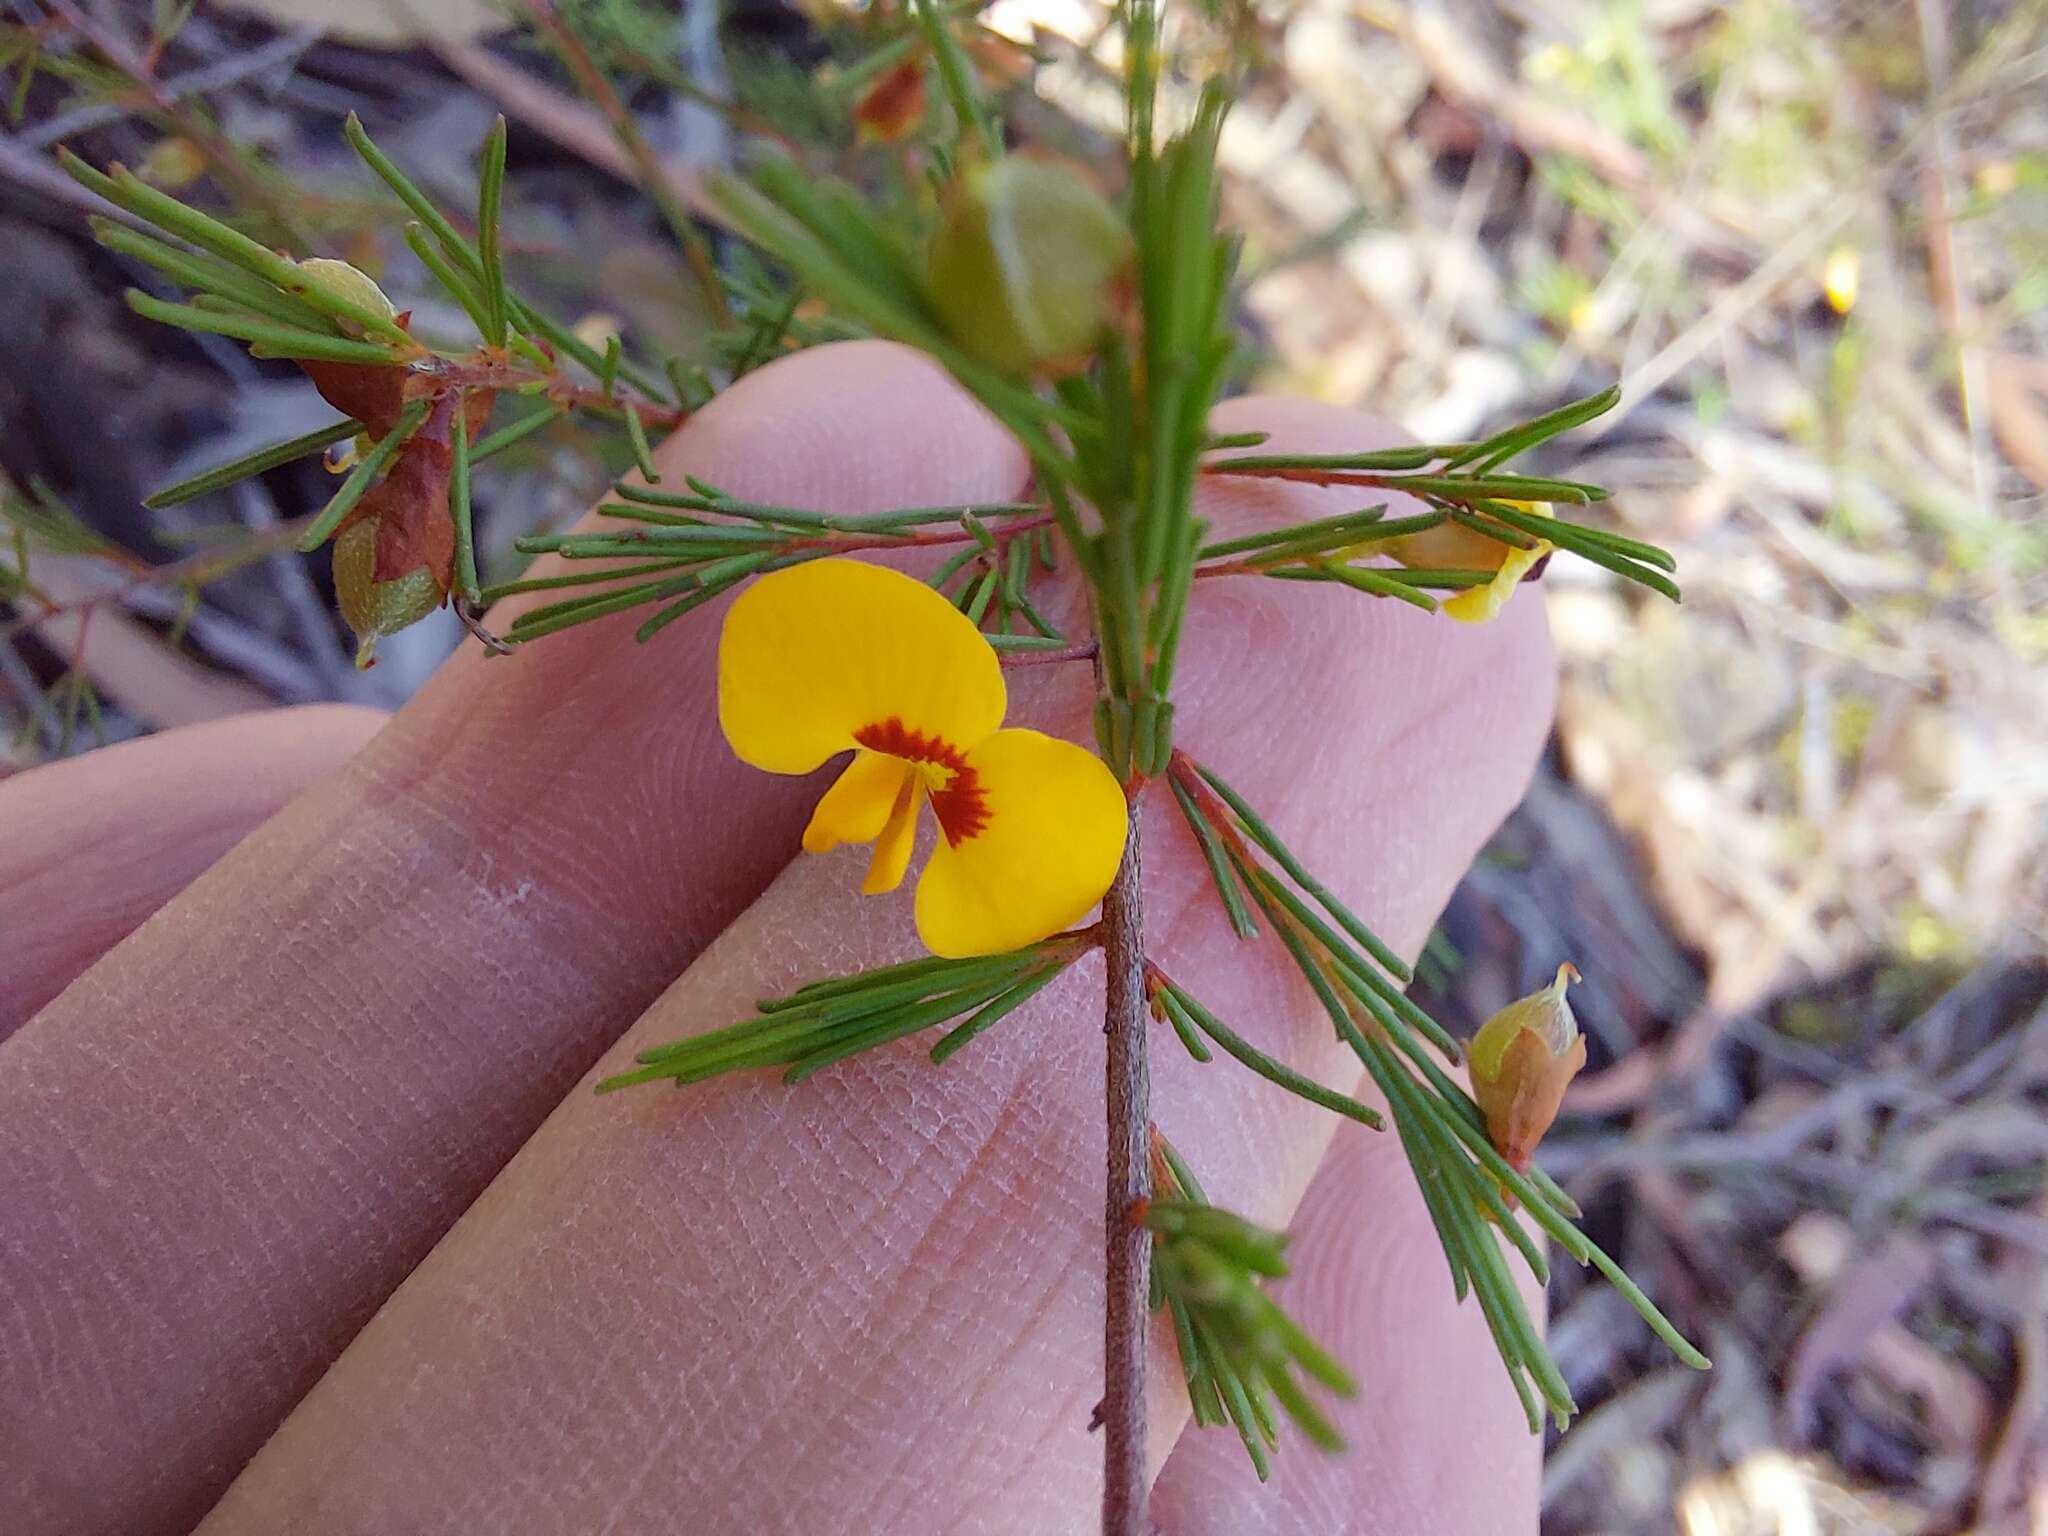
[2,1,2044,1531]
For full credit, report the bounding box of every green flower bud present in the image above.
[927,157,1128,374]
[333,518,442,670]
[1469,962,1586,1171]
[295,257,398,331]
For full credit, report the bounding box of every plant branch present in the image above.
[1100,816,1151,1536]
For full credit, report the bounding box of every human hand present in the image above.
[0,341,1554,1535]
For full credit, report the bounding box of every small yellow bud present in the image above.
[332,518,443,670]
[1468,962,1586,1171]
[295,257,398,331]
[572,312,623,353]
[139,137,208,190]
[927,157,1129,375]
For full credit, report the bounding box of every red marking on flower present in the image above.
[855,717,990,844]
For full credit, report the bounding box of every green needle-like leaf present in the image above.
[476,115,510,346]
[144,419,361,509]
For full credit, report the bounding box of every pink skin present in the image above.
[0,704,385,1037]
[0,346,1553,1534]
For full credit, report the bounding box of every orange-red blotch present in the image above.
[854,716,990,842]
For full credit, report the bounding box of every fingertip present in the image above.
[0,704,389,1039]
[656,339,1030,513]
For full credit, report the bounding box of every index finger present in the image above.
[0,341,1028,1536]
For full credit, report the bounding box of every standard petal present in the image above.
[913,728,1127,958]
[718,558,1007,774]
[803,751,912,854]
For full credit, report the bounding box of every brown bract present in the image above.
[300,344,495,598]
[1473,1027,1588,1173]
[854,56,928,145]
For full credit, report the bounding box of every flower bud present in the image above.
[139,137,207,190]
[1468,962,1586,1171]
[1388,500,1554,624]
[332,517,442,670]
[853,56,928,145]
[927,157,1128,375]
[295,257,398,331]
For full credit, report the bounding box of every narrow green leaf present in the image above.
[1159,984,1382,1130]
[1166,775,1256,939]
[503,572,699,640]
[928,964,1066,1063]
[404,221,495,341]
[477,116,510,346]
[145,419,360,509]
[1448,385,1621,471]
[480,558,685,603]
[1193,762,1414,983]
[93,219,332,333]
[124,290,404,366]
[1205,444,1440,473]
[621,403,661,485]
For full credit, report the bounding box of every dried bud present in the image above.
[1468,962,1586,1171]
[927,157,1129,375]
[295,257,398,332]
[853,56,928,145]
[1387,500,1554,624]
[332,518,442,670]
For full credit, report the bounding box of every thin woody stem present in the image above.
[1100,815,1151,1536]
[423,358,686,429]
[997,642,1097,667]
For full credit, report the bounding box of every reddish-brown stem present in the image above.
[997,642,1097,667]
[1199,464,1414,491]
[1099,816,1151,1536]
[424,357,687,431]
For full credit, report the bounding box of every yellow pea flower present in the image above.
[1468,962,1587,1171]
[1387,501,1554,623]
[718,558,1129,958]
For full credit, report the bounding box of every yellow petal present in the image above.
[719,558,1007,775]
[1439,536,1552,623]
[863,773,922,894]
[1399,501,1555,625]
[804,750,912,854]
[1384,519,1513,572]
[913,728,1127,958]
